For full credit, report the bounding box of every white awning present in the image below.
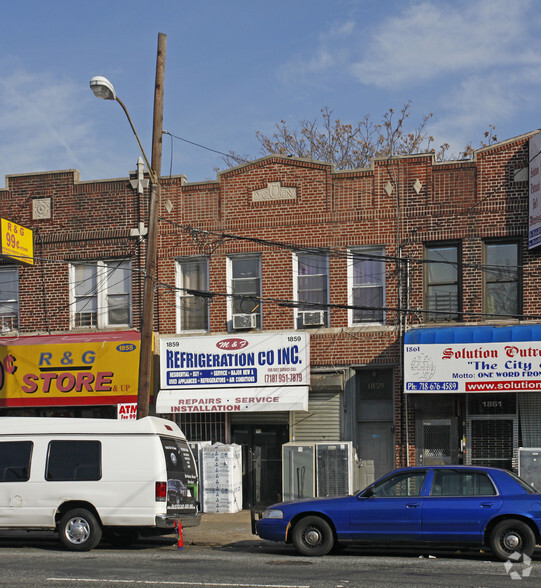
[156,386,309,414]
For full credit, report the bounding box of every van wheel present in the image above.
[105,528,140,547]
[58,508,102,551]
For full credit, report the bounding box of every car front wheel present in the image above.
[292,515,334,556]
[58,508,103,551]
[489,519,536,561]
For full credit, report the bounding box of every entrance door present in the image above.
[357,421,394,479]
[416,418,457,466]
[231,424,288,508]
[356,369,394,480]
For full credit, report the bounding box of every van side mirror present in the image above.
[360,487,374,499]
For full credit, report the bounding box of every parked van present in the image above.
[0,416,200,550]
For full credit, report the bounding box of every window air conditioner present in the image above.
[300,310,325,327]
[232,313,257,330]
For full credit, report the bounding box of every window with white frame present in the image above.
[0,266,19,332]
[176,257,209,331]
[294,251,329,328]
[229,255,261,330]
[70,259,131,328]
[349,246,385,324]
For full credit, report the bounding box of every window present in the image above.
[425,243,461,322]
[0,267,19,332]
[176,258,209,331]
[431,470,496,496]
[295,251,329,328]
[349,246,385,324]
[229,255,261,329]
[71,259,131,328]
[0,441,32,482]
[370,470,427,497]
[46,440,101,481]
[484,241,520,317]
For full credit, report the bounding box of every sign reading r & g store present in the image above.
[0,332,139,407]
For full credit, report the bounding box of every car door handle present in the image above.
[406,503,420,508]
[481,502,494,507]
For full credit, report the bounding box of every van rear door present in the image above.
[159,437,198,519]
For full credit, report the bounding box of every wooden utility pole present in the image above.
[137,32,167,418]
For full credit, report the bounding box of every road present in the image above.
[0,532,539,587]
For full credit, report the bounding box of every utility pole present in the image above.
[137,32,167,418]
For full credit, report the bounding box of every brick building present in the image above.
[2,130,541,505]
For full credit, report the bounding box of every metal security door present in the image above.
[416,418,457,465]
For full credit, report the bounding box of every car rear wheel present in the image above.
[58,508,102,551]
[489,519,536,561]
[292,515,334,556]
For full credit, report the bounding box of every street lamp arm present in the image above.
[114,96,158,184]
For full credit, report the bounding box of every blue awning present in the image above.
[404,324,541,345]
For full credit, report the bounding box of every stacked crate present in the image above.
[201,443,243,513]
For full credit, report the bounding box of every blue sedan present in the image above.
[254,466,541,560]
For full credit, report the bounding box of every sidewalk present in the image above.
[181,510,262,547]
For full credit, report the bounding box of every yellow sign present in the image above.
[0,332,140,407]
[1,218,34,265]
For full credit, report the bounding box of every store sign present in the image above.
[529,132,541,250]
[117,402,137,420]
[0,332,140,407]
[404,340,541,394]
[0,218,34,265]
[156,386,308,413]
[157,332,309,412]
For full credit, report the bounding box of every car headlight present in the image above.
[263,509,284,519]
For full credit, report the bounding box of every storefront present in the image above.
[156,332,311,507]
[404,325,541,478]
[0,331,140,419]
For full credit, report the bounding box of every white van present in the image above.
[0,416,200,550]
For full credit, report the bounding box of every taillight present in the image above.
[156,481,167,502]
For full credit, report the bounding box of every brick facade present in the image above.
[1,130,539,494]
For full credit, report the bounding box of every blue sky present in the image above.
[1,0,541,185]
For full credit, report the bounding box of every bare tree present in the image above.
[223,102,496,170]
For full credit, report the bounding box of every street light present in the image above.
[89,76,156,184]
[90,74,161,419]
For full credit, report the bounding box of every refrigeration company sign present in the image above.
[157,332,309,413]
[405,340,541,394]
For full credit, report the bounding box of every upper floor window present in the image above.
[70,259,131,329]
[425,243,461,322]
[295,251,329,328]
[484,241,520,318]
[229,255,261,330]
[0,266,19,332]
[176,257,209,332]
[348,246,385,324]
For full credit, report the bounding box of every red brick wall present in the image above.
[3,132,538,467]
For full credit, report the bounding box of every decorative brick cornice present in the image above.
[38,228,133,244]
